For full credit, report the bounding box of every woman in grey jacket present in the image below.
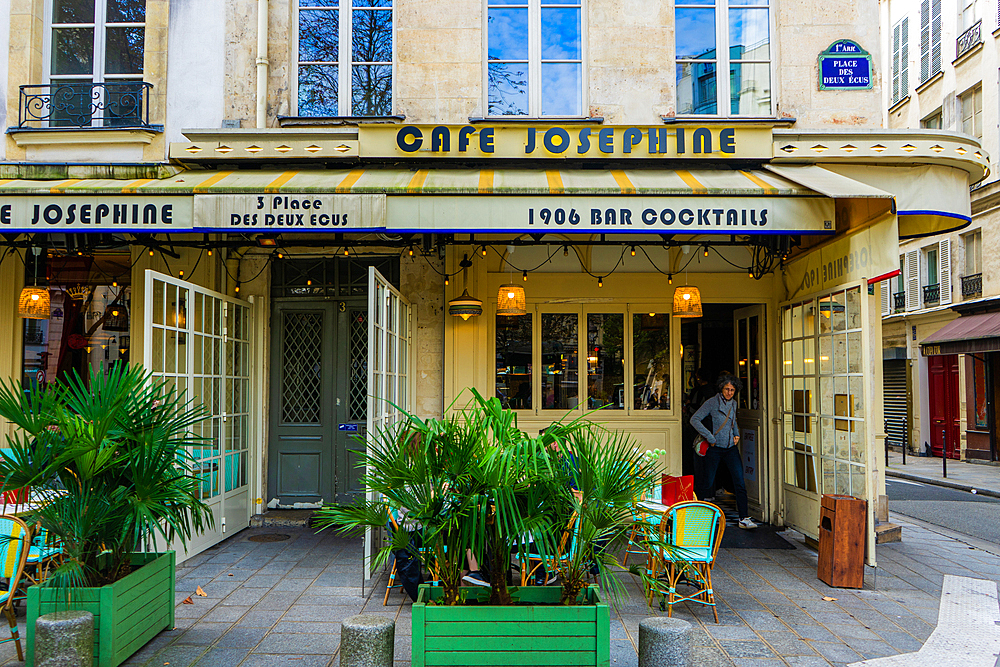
[690,374,758,530]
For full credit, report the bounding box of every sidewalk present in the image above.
[0,513,994,667]
[886,450,1000,496]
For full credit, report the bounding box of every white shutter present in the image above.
[880,280,892,316]
[939,238,952,305]
[920,0,930,81]
[905,249,920,310]
[901,17,909,94]
[931,0,942,76]
[892,23,901,103]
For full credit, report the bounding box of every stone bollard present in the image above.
[34,610,94,667]
[340,613,394,667]
[639,616,692,667]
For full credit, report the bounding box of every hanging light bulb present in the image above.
[112,280,118,287]
[408,247,414,257]
[235,283,241,294]
[344,247,350,256]
[179,270,184,279]
[668,274,673,285]
[598,276,604,288]
[149,249,154,257]
[631,246,636,256]
[444,277,449,286]
[482,246,488,257]
[703,246,709,257]
[563,245,569,257]
[208,249,213,257]
[307,279,312,286]
[278,252,284,259]
[522,270,528,282]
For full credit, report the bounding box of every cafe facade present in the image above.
[0,0,985,572]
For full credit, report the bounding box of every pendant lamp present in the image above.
[19,247,49,320]
[672,286,703,318]
[497,284,526,316]
[448,254,483,320]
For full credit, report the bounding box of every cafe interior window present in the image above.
[496,312,532,409]
[485,0,584,117]
[22,247,132,390]
[972,355,989,429]
[297,0,393,116]
[675,0,771,116]
[496,307,669,414]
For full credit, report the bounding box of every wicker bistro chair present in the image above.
[22,526,63,587]
[625,485,663,566]
[383,510,443,605]
[520,512,579,586]
[0,516,30,661]
[647,500,725,623]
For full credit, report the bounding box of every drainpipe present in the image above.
[255,0,269,128]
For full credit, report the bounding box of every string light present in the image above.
[597,276,604,288]
[234,283,241,294]
[703,246,709,257]
[408,247,414,257]
[522,270,528,282]
[563,245,569,257]
[444,277,449,286]
[668,274,673,285]
[343,247,349,256]
[148,249,154,257]
[631,246,636,257]
[307,279,312,286]
[482,246,488,257]
[179,270,184,279]
[277,252,284,259]
[112,280,117,287]
[207,249,213,257]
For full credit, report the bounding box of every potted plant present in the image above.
[316,390,657,667]
[0,365,214,667]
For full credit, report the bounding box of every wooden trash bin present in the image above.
[817,494,866,589]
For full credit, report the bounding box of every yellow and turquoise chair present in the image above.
[647,500,725,623]
[23,526,63,586]
[0,516,30,661]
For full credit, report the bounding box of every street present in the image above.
[887,477,1000,544]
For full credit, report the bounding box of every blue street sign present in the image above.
[818,40,873,90]
[338,423,360,432]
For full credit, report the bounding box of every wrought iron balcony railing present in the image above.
[957,20,982,59]
[922,283,940,304]
[893,292,905,312]
[962,273,982,298]
[18,82,153,129]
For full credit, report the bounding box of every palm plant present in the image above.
[0,365,214,590]
[316,389,658,607]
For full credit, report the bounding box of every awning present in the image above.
[0,166,821,196]
[921,313,1000,356]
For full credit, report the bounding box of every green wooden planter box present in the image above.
[25,551,176,667]
[412,584,610,667]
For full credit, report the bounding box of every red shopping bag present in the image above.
[661,474,695,506]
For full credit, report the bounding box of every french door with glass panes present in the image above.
[779,281,877,562]
[143,271,253,558]
[734,305,766,520]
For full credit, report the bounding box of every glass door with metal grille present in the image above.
[144,270,254,557]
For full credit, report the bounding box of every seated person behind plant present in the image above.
[387,429,426,601]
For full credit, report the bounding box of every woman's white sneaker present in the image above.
[738,517,759,530]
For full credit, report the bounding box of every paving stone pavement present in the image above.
[0,512,994,667]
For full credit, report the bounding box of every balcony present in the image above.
[923,283,940,305]
[17,82,154,130]
[962,273,982,299]
[957,20,982,60]
[893,292,905,312]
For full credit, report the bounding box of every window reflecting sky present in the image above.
[729,7,769,59]
[676,8,716,59]
[488,8,528,60]
[541,8,580,60]
[488,62,528,115]
[542,63,581,115]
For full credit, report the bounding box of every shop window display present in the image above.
[22,251,131,390]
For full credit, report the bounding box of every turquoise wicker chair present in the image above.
[648,501,725,623]
[0,516,30,661]
[23,526,63,586]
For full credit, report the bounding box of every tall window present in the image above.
[675,0,771,116]
[919,0,941,83]
[891,17,908,105]
[47,0,145,126]
[961,0,975,30]
[925,246,939,287]
[486,0,583,117]
[297,0,393,117]
[960,85,983,139]
[965,229,982,275]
